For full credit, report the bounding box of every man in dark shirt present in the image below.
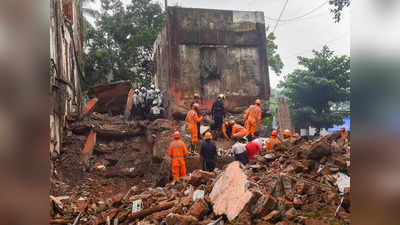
[211,94,226,139]
[200,132,217,172]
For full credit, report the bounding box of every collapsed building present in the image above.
[153,7,270,117]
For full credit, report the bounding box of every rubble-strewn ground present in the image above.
[50,113,350,225]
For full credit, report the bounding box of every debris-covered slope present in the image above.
[50,113,350,225]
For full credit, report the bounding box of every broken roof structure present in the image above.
[153,7,270,116]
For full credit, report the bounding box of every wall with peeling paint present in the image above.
[49,0,84,156]
[153,7,270,115]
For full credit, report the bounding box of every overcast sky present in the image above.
[89,0,350,89]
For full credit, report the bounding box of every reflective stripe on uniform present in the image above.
[172,155,185,158]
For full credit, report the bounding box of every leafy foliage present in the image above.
[329,0,350,23]
[280,45,350,129]
[84,0,164,88]
[266,33,284,75]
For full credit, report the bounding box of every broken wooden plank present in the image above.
[127,200,177,221]
[49,218,73,224]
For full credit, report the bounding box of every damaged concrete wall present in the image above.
[276,97,293,132]
[153,7,270,116]
[50,0,84,156]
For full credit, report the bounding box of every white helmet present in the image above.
[150,84,155,89]
[155,88,160,93]
[135,89,139,93]
[141,87,146,91]
[152,100,158,105]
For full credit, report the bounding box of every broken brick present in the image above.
[165,213,198,225]
[262,210,281,222]
[284,207,297,220]
[189,199,209,219]
[209,161,253,221]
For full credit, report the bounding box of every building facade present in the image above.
[49,0,84,156]
[153,7,270,115]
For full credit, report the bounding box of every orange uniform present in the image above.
[341,130,348,140]
[232,124,248,139]
[168,139,188,181]
[185,109,203,145]
[244,104,262,136]
[266,136,281,151]
[283,136,293,144]
[221,122,229,140]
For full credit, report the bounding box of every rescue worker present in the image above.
[243,99,262,139]
[168,131,188,181]
[340,126,349,148]
[211,94,226,139]
[139,87,146,117]
[133,89,140,119]
[191,93,201,108]
[191,93,201,139]
[155,88,163,107]
[292,133,301,144]
[266,130,282,151]
[246,135,261,162]
[231,137,248,165]
[231,120,248,139]
[146,85,156,114]
[200,132,217,172]
[185,103,203,153]
[221,121,232,140]
[149,100,163,121]
[282,129,293,143]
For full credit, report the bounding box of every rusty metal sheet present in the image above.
[89,81,132,114]
[90,81,131,99]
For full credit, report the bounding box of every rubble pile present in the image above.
[51,117,351,225]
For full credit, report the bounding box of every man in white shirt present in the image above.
[231,137,248,165]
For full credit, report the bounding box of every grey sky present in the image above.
[89,0,350,89]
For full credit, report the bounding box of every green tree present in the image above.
[84,0,164,88]
[329,0,350,23]
[267,32,284,75]
[280,45,350,130]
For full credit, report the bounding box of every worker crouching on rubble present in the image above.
[230,120,248,139]
[168,131,188,181]
[266,130,281,151]
[244,99,262,139]
[282,129,293,143]
[232,137,248,166]
[292,133,301,144]
[221,121,232,140]
[200,132,217,172]
[185,103,203,154]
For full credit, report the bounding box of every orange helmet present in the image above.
[271,130,278,136]
[255,99,261,105]
[283,129,291,136]
[173,131,180,138]
[229,120,235,126]
[193,103,200,109]
[293,133,300,138]
[194,93,200,99]
[204,132,212,140]
[340,126,346,131]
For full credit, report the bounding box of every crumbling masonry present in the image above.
[153,7,270,116]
